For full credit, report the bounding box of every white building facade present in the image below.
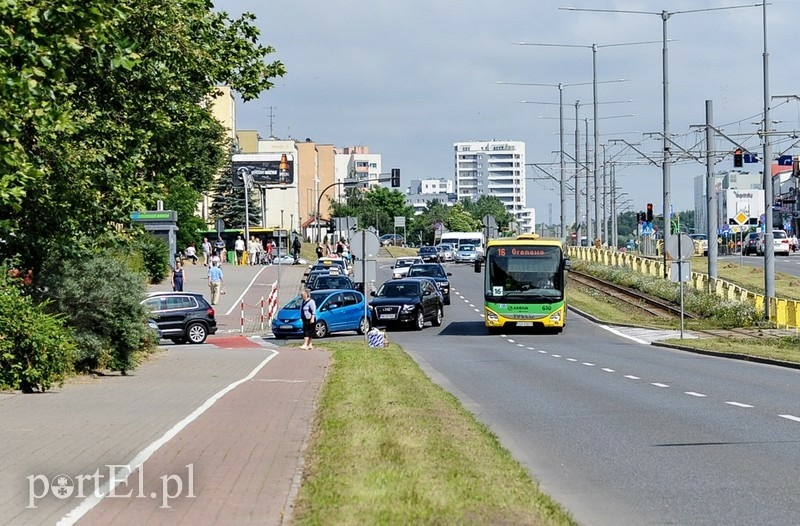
[454,140,531,230]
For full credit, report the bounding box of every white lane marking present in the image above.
[507,339,515,343]
[779,414,800,423]
[685,391,707,397]
[651,383,670,388]
[468,304,475,308]
[566,358,577,362]
[624,375,640,380]
[725,401,754,408]
[582,362,595,366]
[517,344,525,347]
[57,349,280,525]
[551,354,562,358]
[474,308,480,312]
[599,324,650,345]
[225,265,269,316]
[526,347,535,350]
[601,368,615,373]
[538,350,547,354]
[480,314,485,318]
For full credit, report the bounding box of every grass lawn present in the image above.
[386,246,419,258]
[690,256,800,301]
[659,336,800,364]
[293,341,575,525]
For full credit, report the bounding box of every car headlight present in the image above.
[401,304,416,313]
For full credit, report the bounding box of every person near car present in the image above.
[201,237,212,266]
[316,243,324,259]
[214,236,226,263]
[292,236,302,263]
[171,262,186,292]
[300,288,316,350]
[234,235,245,265]
[265,240,274,265]
[207,262,224,305]
[184,243,198,265]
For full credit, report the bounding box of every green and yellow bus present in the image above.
[474,233,570,333]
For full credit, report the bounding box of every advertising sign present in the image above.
[232,153,294,186]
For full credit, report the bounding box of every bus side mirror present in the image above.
[564,258,571,271]
[474,259,481,273]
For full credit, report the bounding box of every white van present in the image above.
[440,232,485,257]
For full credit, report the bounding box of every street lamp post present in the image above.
[562,3,763,275]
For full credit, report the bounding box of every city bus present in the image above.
[474,233,570,333]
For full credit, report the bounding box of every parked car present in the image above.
[689,233,708,256]
[379,234,405,246]
[454,244,478,263]
[407,263,452,305]
[391,256,424,279]
[757,230,791,256]
[369,277,444,330]
[435,243,455,262]
[743,232,760,255]
[142,292,218,344]
[307,273,355,291]
[417,245,441,263]
[271,289,369,339]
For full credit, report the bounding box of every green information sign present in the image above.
[130,211,177,222]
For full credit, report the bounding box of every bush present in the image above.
[0,282,75,392]
[133,232,171,284]
[38,254,157,374]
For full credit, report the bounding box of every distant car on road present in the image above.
[417,245,441,263]
[435,243,455,262]
[272,289,369,339]
[391,256,423,279]
[379,234,405,246]
[407,263,452,305]
[454,244,478,263]
[369,277,443,330]
[689,234,708,256]
[757,230,790,256]
[142,292,218,344]
[743,232,759,255]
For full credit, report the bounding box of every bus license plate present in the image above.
[517,322,534,327]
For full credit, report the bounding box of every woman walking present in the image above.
[300,289,316,350]
[171,262,186,292]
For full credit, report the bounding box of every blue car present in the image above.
[271,289,370,339]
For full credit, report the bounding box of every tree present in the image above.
[462,195,512,229]
[409,200,450,245]
[209,174,262,230]
[446,203,479,232]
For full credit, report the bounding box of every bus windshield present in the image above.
[486,245,563,298]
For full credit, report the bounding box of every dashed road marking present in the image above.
[582,362,595,366]
[474,308,480,312]
[517,343,525,347]
[779,414,800,423]
[552,354,562,358]
[538,350,547,354]
[601,368,615,373]
[725,401,753,408]
[468,303,475,307]
[526,347,535,350]
[507,339,515,343]
[566,358,577,362]
[651,383,669,388]
[685,392,707,397]
[624,375,640,380]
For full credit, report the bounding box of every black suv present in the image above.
[142,292,218,344]
[369,277,443,330]
[407,263,451,305]
[417,246,441,263]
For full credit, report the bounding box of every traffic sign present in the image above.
[215,218,225,233]
[394,216,406,228]
[666,232,694,260]
[734,212,748,226]
[641,221,654,236]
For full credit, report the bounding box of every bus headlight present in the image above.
[549,312,561,323]
[486,311,499,322]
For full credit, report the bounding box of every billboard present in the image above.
[232,153,294,186]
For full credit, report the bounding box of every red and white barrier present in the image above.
[267,281,279,322]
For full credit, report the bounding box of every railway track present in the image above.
[569,271,697,319]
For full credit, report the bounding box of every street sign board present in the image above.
[641,221,654,236]
[666,232,694,260]
[734,212,748,226]
[215,218,225,233]
[394,216,406,228]
[130,210,177,223]
[670,261,692,283]
[349,229,381,261]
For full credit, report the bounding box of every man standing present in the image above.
[292,236,302,263]
[234,235,246,265]
[208,262,224,305]
[201,237,212,266]
[214,236,226,264]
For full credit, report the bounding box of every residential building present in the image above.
[406,178,457,215]
[454,140,531,230]
[335,146,382,192]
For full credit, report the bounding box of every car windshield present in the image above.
[437,244,452,250]
[284,292,329,309]
[377,282,420,298]
[774,231,787,239]
[460,245,475,252]
[395,259,417,268]
[419,247,436,254]
[408,265,445,278]
[314,276,352,289]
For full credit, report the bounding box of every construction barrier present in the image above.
[567,246,798,330]
[236,281,279,334]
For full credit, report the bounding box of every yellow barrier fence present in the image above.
[567,247,797,329]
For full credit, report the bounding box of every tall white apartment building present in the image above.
[454,140,529,229]
[334,146,382,189]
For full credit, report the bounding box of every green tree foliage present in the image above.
[0,0,285,273]
[461,195,512,229]
[209,173,262,229]
[330,186,413,235]
[37,254,157,374]
[409,200,450,245]
[446,203,480,232]
[0,280,76,393]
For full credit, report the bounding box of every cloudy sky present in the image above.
[217,0,799,226]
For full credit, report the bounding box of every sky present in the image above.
[216,0,800,227]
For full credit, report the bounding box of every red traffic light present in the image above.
[646,203,654,222]
[733,148,743,168]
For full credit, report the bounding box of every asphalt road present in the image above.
[717,251,800,277]
[381,261,800,525]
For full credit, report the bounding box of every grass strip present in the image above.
[293,341,575,526]
[660,336,800,364]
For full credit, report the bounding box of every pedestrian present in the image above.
[266,240,274,265]
[201,237,212,266]
[292,236,302,263]
[234,235,245,265]
[299,288,316,350]
[315,243,324,259]
[248,236,258,265]
[214,236,226,263]
[171,262,186,292]
[336,240,344,257]
[207,261,224,305]
[185,243,198,265]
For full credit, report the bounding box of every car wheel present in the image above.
[314,320,329,338]
[171,336,187,345]
[357,316,369,335]
[431,306,443,327]
[413,309,425,330]
[186,322,208,344]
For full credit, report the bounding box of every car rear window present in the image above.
[774,231,787,239]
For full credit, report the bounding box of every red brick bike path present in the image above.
[77,346,328,526]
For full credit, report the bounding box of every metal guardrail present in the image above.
[567,246,799,330]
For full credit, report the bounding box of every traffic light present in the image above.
[327,219,335,233]
[733,148,743,168]
[390,168,400,188]
[646,203,653,222]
